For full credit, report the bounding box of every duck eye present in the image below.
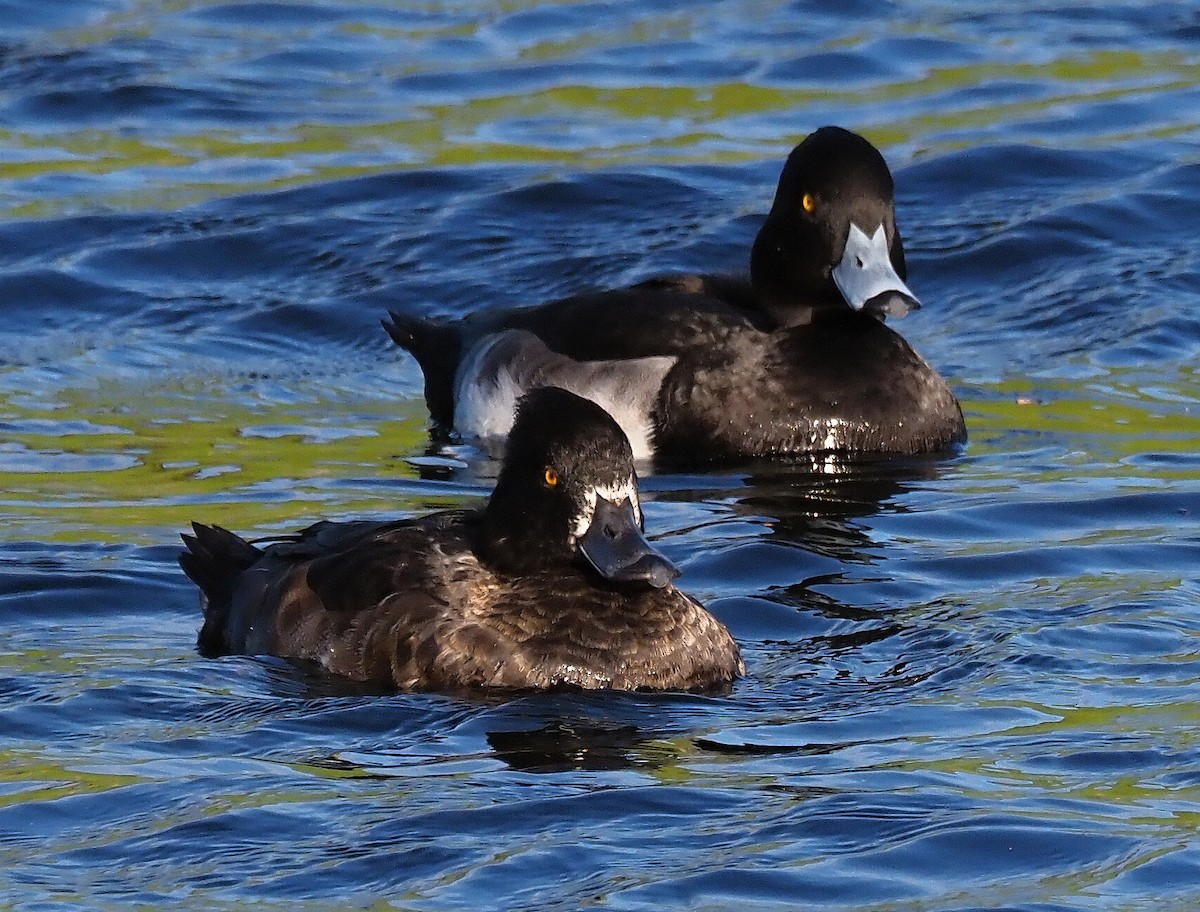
[543,467,559,488]
[802,193,816,213]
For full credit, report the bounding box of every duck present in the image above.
[179,387,744,692]
[384,125,966,465]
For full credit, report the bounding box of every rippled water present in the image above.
[2,2,1200,909]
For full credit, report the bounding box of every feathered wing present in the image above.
[182,514,488,688]
[182,514,741,692]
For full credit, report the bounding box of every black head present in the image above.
[749,125,919,325]
[478,387,678,589]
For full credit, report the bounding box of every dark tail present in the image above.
[179,523,262,656]
[382,310,463,433]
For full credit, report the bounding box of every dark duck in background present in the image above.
[385,126,966,465]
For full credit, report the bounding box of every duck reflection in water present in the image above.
[486,719,657,773]
[654,451,952,565]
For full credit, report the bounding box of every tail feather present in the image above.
[382,310,462,432]
[179,523,262,657]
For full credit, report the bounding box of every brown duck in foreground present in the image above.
[180,387,743,692]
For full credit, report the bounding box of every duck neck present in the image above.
[752,276,851,329]
[750,223,846,328]
[474,497,573,579]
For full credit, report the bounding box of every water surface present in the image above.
[2,2,1200,910]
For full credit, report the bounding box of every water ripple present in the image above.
[1,2,1200,910]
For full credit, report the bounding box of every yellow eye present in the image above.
[802,193,816,213]
[543,467,559,488]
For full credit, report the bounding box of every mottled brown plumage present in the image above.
[180,389,743,693]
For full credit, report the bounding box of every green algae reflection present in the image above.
[0,372,450,546]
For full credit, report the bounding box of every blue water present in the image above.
[2,2,1200,910]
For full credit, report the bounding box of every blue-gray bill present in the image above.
[833,222,921,319]
[578,496,679,589]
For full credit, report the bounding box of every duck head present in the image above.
[750,125,920,327]
[479,387,678,589]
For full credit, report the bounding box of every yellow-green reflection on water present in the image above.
[0,376,440,544]
[966,367,1200,469]
[4,362,1199,546]
[6,1,1199,220]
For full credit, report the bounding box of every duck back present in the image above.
[181,514,743,692]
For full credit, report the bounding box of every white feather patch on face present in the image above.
[570,478,640,542]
